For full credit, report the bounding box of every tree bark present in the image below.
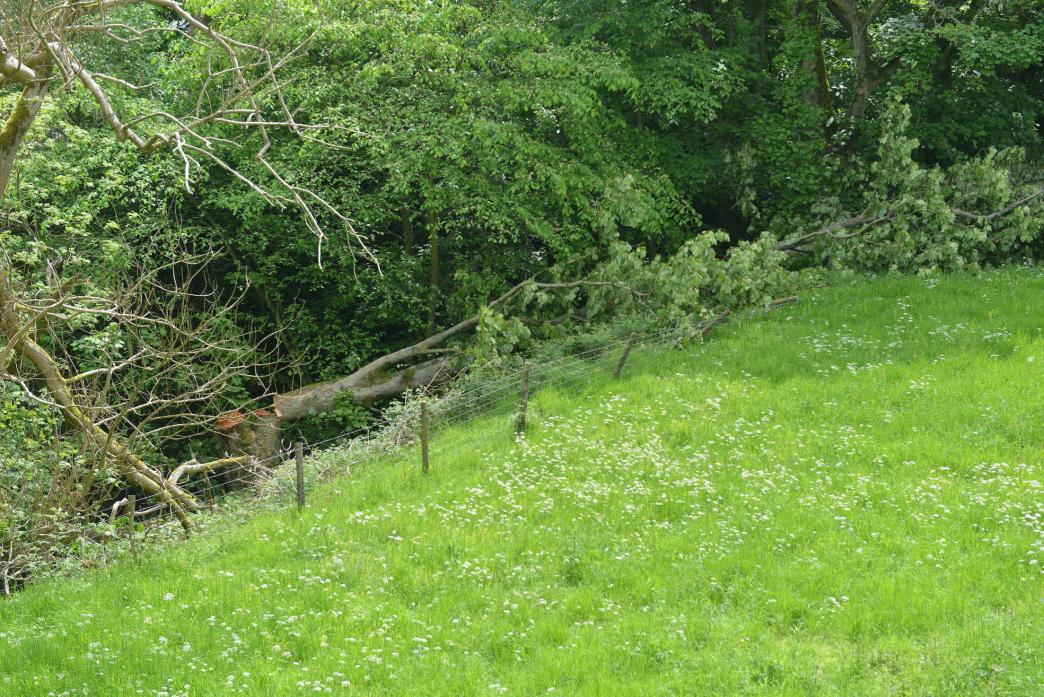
[427,209,440,330]
[400,207,414,255]
[826,0,899,119]
[792,0,833,114]
[274,356,453,421]
[0,71,49,198]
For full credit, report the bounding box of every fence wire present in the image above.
[9,301,792,580]
[123,330,669,526]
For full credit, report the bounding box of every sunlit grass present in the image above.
[1,267,1042,695]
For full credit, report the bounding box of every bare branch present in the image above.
[0,0,381,533]
[0,37,39,83]
[167,455,250,487]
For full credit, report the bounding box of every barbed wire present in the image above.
[129,316,725,523]
[128,338,633,520]
[21,301,791,553]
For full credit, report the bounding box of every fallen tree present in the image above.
[0,1,373,532]
[770,101,1044,261]
[0,252,263,529]
[274,275,650,421]
[272,160,1044,434]
[773,186,1044,256]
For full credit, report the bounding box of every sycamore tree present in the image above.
[0,0,372,530]
[187,0,706,399]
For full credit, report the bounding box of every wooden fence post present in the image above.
[614,333,637,378]
[295,441,305,510]
[516,362,531,433]
[420,400,431,474]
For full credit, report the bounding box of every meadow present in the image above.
[1,268,1041,696]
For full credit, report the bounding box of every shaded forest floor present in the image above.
[1,267,1042,695]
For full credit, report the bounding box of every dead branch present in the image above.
[167,455,250,488]
[0,0,376,265]
[0,249,276,532]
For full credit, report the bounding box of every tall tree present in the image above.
[825,0,900,119]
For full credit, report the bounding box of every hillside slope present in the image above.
[1,269,1042,696]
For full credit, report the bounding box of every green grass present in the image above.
[2,268,1043,696]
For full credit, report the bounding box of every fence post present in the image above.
[420,400,431,474]
[126,494,136,554]
[516,361,531,433]
[295,441,305,510]
[614,333,637,378]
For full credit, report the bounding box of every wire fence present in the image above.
[4,299,795,589]
[123,325,679,525]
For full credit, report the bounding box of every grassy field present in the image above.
[1,268,1042,696]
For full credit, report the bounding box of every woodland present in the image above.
[0,0,1042,588]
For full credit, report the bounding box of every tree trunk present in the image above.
[272,271,642,422]
[0,75,49,198]
[848,21,875,119]
[755,0,768,67]
[826,0,899,120]
[219,235,312,386]
[217,409,282,465]
[400,207,414,255]
[792,0,833,113]
[687,0,718,50]
[933,0,982,89]
[427,209,440,330]
[274,356,453,421]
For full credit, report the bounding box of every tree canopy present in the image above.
[1,0,1042,582]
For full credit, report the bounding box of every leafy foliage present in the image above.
[1,0,1043,581]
